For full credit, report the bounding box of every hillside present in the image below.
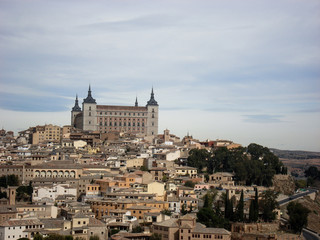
[271,149,320,160]
[271,149,320,173]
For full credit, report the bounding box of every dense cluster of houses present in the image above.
[0,127,301,240]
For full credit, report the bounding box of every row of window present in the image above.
[99,122,145,127]
[99,117,145,121]
[99,111,146,116]
[6,234,28,239]
[99,127,145,132]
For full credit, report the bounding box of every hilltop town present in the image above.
[0,86,318,240]
[0,124,319,240]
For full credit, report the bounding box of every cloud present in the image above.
[242,114,285,123]
[79,14,181,32]
[0,0,319,151]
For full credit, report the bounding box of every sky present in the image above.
[0,0,319,151]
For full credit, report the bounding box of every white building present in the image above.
[0,218,44,240]
[32,184,77,203]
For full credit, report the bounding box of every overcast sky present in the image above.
[0,0,319,151]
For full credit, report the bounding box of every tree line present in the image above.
[0,174,33,202]
[197,188,309,233]
[187,143,287,187]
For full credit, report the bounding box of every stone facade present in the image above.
[152,214,231,240]
[71,86,159,137]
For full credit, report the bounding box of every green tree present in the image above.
[65,236,73,240]
[287,202,310,233]
[140,166,148,171]
[253,188,259,221]
[197,206,230,229]
[162,175,168,182]
[260,190,279,222]
[187,149,211,173]
[181,204,188,215]
[16,185,33,202]
[189,203,193,213]
[161,209,172,216]
[249,200,255,222]
[110,229,120,236]
[295,179,307,189]
[34,234,43,240]
[44,234,65,240]
[150,233,161,240]
[0,189,7,199]
[132,226,143,233]
[89,236,100,240]
[305,166,319,179]
[249,188,259,222]
[235,190,244,222]
[18,238,29,240]
[184,180,195,188]
[0,175,19,188]
[224,190,233,220]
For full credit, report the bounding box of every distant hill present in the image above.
[271,149,320,160]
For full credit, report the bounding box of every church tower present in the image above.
[71,94,82,128]
[146,88,159,137]
[82,85,97,131]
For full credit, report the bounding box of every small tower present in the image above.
[82,85,97,131]
[71,94,82,128]
[8,186,17,205]
[135,97,138,107]
[146,87,159,137]
[164,129,170,142]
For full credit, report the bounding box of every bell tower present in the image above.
[71,94,82,128]
[82,85,97,131]
[146,88,159,137]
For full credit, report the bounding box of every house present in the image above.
[0,217,44,240]
[32,184,77,204]
[152,214,231,240]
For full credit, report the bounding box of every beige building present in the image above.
[71,86,159,137]
[145,182,165,199]
[209,172,235,187]
[31,124,62,145]
[175,166,198,178]
[152,214,231,240]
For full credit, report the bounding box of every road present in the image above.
[302,228,320,240]
[278,189,318,206]
[279,189,320,240]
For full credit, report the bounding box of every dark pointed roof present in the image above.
[72,94,81,112]
[147,88,158,106]
[135,97,138,107]
[83,85,96,104]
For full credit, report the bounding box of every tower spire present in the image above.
[147,87,158,106]
[83,84,96,103]
[72,94,81,112]
[135,96,138,107]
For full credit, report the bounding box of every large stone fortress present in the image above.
[71,86,159,137]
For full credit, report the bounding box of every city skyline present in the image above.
[0,0,319,151]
